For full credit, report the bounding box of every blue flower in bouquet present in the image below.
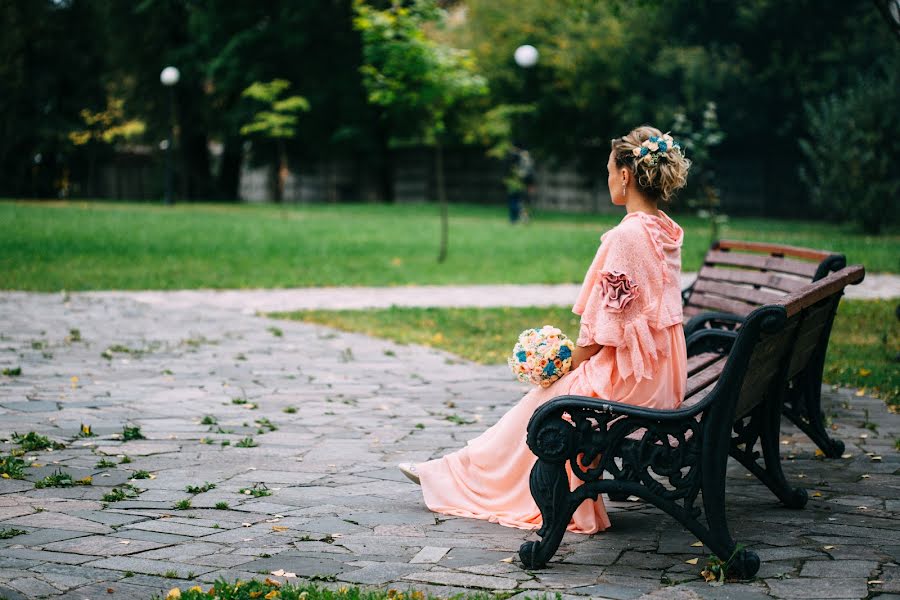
[508,325,576,388]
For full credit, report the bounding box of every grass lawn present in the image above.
[272,300,900,406]
[1,200,898,290]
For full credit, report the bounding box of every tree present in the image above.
[354,0,488,262]
[239,80,310,203]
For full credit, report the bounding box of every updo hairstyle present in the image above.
[611,125,691,203]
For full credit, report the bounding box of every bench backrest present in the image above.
[686,265,864,421]
[684,240,846,319]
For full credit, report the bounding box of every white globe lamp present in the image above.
[514,45,539,68]
[160,66,181,87]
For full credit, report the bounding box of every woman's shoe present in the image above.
[398,463,420,485]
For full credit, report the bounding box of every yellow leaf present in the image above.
[189,586,203,593]
[685,558,699,565]
[855,388,866,397]
[30,463,44,468]
[701,569,717,582]
[858,368,871,377]
[264,578,282,588]
[500,556,514,563]
[814,449,825,457]
[691,541,704,547]
[166,589,181,600]
[271,525,289,532]
[249,592,263,599]
[812,491,823,497]
[1,473,9,479]
[264,592,280,600]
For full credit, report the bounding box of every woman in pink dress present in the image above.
[401,125,692,534]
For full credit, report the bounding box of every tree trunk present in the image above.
[217,137,243,201]
[275,139,287,204]
[436,140,449,263]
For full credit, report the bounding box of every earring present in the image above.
[621,183,627,201]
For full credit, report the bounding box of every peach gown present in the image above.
[417,211,688,534]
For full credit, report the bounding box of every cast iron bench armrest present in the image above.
[686,328,738,356]
[684,312,745,337]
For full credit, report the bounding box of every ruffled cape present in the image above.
[572,211,684,382]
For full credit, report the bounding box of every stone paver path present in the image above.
[81,272,900,314]
[1,292,898,600]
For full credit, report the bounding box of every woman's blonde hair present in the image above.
[611,125,691,203]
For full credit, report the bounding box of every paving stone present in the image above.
[765,577,869,598]
[6,576,62,598]
[3,511,113,534]
[403,569,518,590]
[0,547,97,564]
[799,559,878,578]
[0,584,28,600]
[339,562,425,585]
[569,583,644,599]
[42,534,167,556]
[57,580,170,600]
[753,546,823,562]
[84,556,217,578]
[410,546,450,564]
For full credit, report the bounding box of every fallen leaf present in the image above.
[858,368,871,377]
[814,449,825,458]
[283,572,297,578]
[500,556,514,563]
[841,453,852,459]
[166,589,181,600]
[119,540,130,545]
[265,518,281,523]
[855,388,866,397]
[797,474,807,478]
[868,580,884,584]
[856,506,869,510]
[812,492,823,498]
[861,474,871,479]
[823,545,835,550]
[691,541,704,547]
[264,578,282,588]
[872,456,882,462]
[270,569,285,577]
[271,525,289,532]
[241,522,252,527]
[685,558,699,565]
[860,433,868,438]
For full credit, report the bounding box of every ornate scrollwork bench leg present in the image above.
[517,399,762,578]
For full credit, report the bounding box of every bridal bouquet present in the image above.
[508,325,575,388]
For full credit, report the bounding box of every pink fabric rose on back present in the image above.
[598,270,639,312]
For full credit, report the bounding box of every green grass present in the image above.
[1,201,897,291]
[273,300,899,406]
[150,580,517,600]
[12,431,64,452]
[0,528,27,539]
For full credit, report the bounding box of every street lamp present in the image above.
[160,66,180,205]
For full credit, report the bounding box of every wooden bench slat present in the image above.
[685,356,727,397]
[695,265,808,294]
[715,240,834,261]
[693,278,784,306]
[687,352,722,376]
[686,292,758,317]
[683,306,703,318]
[704,250,820,278]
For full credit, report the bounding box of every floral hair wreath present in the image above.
[631,133,682,167]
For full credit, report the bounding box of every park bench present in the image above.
[518,264,865,579]
[682,240,848,457]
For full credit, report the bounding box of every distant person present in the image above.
[505,142,535,223]
[400,125,691,535]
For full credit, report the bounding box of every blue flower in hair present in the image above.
[658,141,668,152]
[639,147,649,156]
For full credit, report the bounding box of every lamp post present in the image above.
[160,66,180,205]
[509,45,538,223]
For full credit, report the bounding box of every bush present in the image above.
[799,62,900,233]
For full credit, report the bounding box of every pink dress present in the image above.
[417,210,688,534]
